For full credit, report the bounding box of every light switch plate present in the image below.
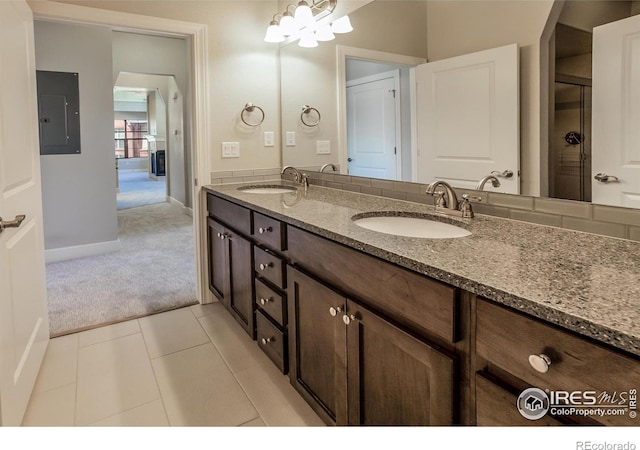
[316,140,331,154]
[286,131,296,146]
[221,142,240,158]
[264,131,274,147]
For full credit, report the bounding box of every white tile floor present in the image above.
[22,302,324,427]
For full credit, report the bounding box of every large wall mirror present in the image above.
[279,0,640,210]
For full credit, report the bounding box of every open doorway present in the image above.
[34,20,198,336]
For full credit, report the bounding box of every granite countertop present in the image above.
[204,181,640,357]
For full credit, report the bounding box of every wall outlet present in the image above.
[316,140,331,154]
[264,131,274,147]
[286,131,296,146]
[221,142,240,158]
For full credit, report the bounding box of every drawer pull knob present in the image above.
[260,297,271,305]
[258,226,272,234]
[217,232,228,240]
[261,337,272,345]
[528,354,552,373]
[259,262,273,271]
[329,306,342,317]
[342,314,357,325]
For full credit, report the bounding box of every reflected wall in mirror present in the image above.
[279,0,640,210]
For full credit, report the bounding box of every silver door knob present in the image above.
[594,173,619,183]
[258,226,272,234]
[528,354,552,373]
[0,214,26,233]
[259,262,273,271]
[329,306,342,317]
[342,314,357,325]
[259,297,271,305]
[261,337,272,346]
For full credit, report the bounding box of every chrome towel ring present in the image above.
[301,105,321,127]
[241,102,265,127]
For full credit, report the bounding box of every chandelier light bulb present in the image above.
[264,20,285,43]
[279,12,298,36]
[294,1,314,28]
[298,31,318,48]
[331,15,353,34]
[314,23,335,41]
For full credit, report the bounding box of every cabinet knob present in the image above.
[261,337,272,346]
[342,314,357,325]
[217,232,228,240]
[528,353,552,373]
[259,262,273,271]
[258,226,272,234]
[329,306,342,317]
[260,297,271,305]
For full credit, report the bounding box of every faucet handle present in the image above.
[460,194,481,218]
[462,194,482,202]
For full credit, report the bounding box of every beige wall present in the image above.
[62,0,282,174]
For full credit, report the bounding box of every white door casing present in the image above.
[346,70,400,180]
[592,14,640,208]
[415,43,520,193]
[28,1,211,303]
[0,0,50,426]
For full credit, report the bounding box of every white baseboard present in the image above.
[45,239,121,264]
[168,196,193,217]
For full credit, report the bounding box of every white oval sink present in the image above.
[238,185,297,194]
[352,214,471,239]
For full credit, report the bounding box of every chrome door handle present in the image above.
[491,169,514,178]
[594,173,619,183]
[0,214,26,233]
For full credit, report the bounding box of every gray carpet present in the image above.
[46,202,197,336]
[117,170,166,210]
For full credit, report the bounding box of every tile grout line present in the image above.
[192,307,264,426]
[137,317,172,426]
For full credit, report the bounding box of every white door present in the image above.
[0,0,50,426]
[347,70,400,180]
[592,14,640,208]
[415,44,519,193]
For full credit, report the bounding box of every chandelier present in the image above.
[264,0,353,48]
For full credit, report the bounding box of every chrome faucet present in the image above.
[320,163,337,173]
[281,165,309,191]
[281,165,301,183]
[476,175,501,191]
[425,180,459,212]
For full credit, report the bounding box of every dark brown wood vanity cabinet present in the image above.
[286,227,457,426]
[253,212,288,374]
[206,195,255,338]
[474,298,640,426]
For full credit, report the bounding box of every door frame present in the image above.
[336,45,426,181]
[29,1,211,304]
[346,69,402,180]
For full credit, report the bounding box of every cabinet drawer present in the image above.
[476,372,562,426]
[476,299,639,426]
[253,212,286,252]
[207,194,251,236]
[255,278,286,327]
[256,310,287,374]
[254,246,285,289]
[288,226,457,343]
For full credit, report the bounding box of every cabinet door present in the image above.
[345,300,455,425]
[227,230,255,338]
[288,267,347,425]
[207,217,228,306]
